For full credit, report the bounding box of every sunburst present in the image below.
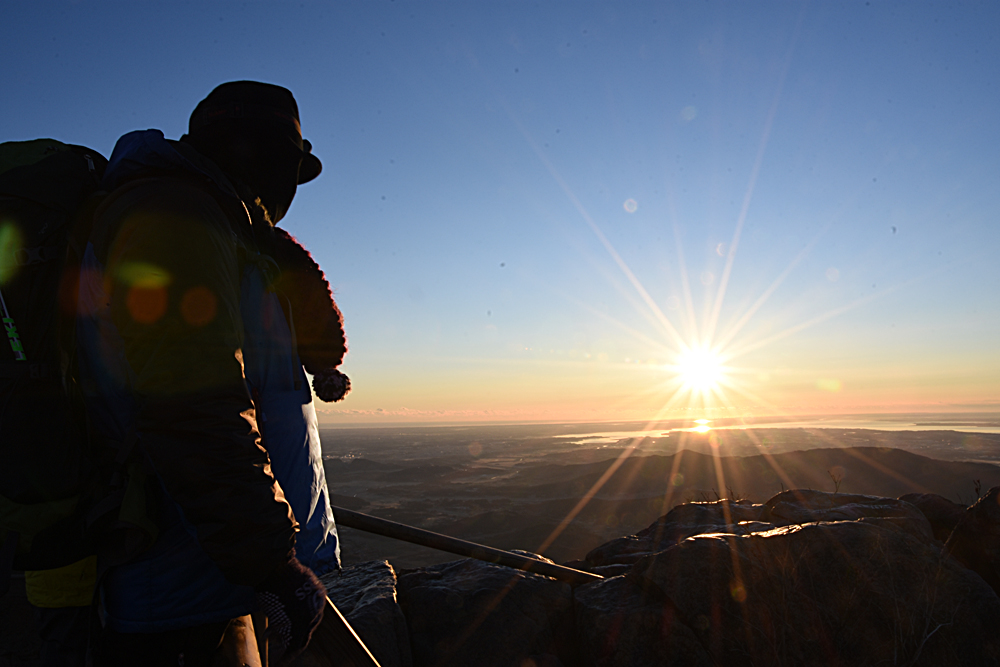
[673,345,727,394]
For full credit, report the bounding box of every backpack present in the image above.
[0,139,109,576]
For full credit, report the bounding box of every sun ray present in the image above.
[553,240,693,349]
[534,438,641,555]
[705,6,804,345]
[739,429,803,495]
[790,428,929,492]
[713,229,825,352]
[489,84,690,351]
[725,281,906,360]
[706,436,733,516]
[564,199,688,349]
[542,284,680,357]
[657,443,690,521]
[600,369,705,423]
[711,375,931,499]
[668,200,700,344]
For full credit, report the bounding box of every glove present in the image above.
[255,555,326,663]
[312,368,351,402]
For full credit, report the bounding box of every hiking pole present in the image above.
[248,599,381,667]
[331,506,603,586]
[300,597,383,667]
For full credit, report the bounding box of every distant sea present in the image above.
[547,413,1000,443]
[320,412,1000,445]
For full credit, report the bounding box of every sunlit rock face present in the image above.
[396,556,574,667]
[584,500,766,568]
[762,489,935,541]
[946,486,1000,595]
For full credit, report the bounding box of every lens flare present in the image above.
[0,221,24,285]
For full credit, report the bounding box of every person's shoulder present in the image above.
[103,174,247,242]
[93,176,248,266]
[99,130,249,235]
[111,176,234,222]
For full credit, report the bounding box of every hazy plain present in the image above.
[320,416,1000,570]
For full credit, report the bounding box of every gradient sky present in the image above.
[4,1,998,423]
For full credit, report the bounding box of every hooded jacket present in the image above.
[77,129,340,630]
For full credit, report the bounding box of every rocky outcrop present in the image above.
[320,560,412,667]
[900,492,967,542]
[945,485,1000,595]
[584,500,765,568]
[397,556,574,667]
[393,490,1000,666]
[762,489,934,540]
[575,576,711,667]
[606,521,1000,666]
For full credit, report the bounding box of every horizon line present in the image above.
[315,409,1000,430]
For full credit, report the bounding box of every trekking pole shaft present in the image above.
[332,506,603,586]
[315,597,382,667]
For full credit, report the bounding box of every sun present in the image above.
[674,346,725,392]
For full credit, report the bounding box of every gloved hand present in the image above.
[255,555,326,663]
[312,367,351,402]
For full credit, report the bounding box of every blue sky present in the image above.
[4,1,999,422]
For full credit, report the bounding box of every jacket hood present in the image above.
[103,129,239,199]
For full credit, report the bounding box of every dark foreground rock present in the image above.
[575,576,711,667]
[386,489,1000,666]
[580,520,1000,666]
[900,492,967,542]
[946,485,1000,595]
[319,560,412,667]
[397,556,574,667]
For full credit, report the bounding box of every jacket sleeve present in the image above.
[270,226,347,374]
[97,180,297,587]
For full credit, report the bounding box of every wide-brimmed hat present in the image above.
[189,81,322,184]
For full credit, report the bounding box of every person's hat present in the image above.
[189,81,322,184]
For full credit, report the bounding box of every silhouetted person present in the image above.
[77,81,349,666]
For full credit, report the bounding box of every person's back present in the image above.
[78,81,335,666]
